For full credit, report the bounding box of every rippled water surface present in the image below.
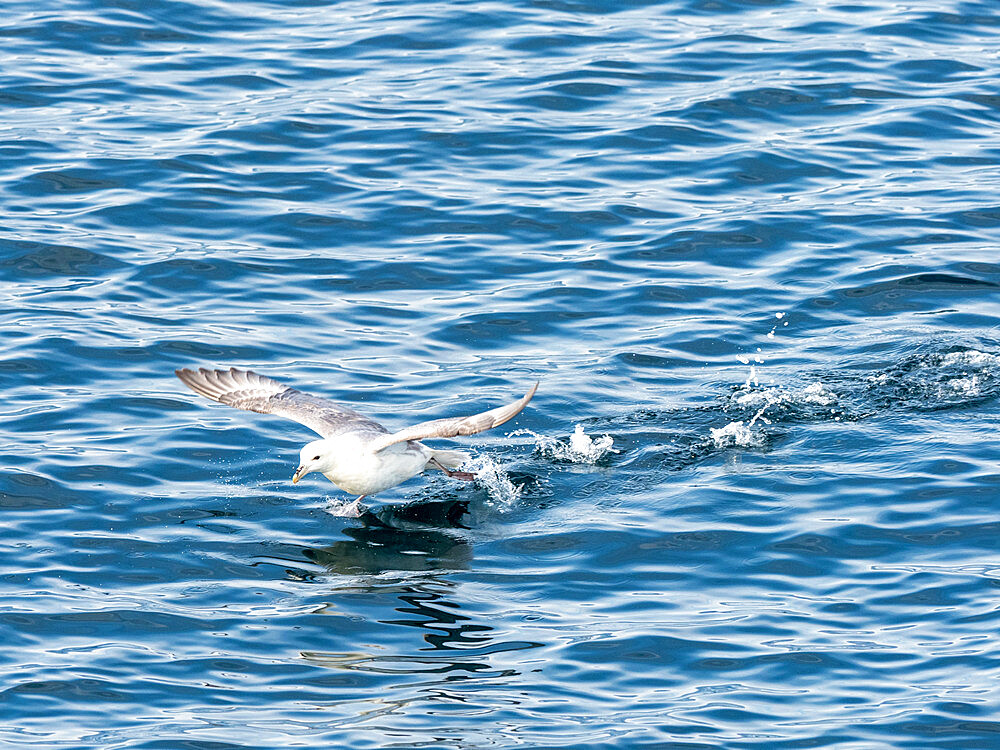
[4,0,1000,747]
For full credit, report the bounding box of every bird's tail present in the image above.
[428,449,471,470]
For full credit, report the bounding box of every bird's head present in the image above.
[293,439,334,484]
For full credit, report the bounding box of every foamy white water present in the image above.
[511,424,619,464]
[466,454,523,510]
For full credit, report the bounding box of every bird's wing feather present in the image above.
[175,367,388,438]
[368,381,538,453]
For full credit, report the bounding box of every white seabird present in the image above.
[175,367,537,501]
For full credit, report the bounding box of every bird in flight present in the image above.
[176,367,537,502]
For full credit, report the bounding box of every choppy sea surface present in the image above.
[4,1,1000,747]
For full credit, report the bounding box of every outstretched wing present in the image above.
[175,367,388,439]
[368,382,538,453]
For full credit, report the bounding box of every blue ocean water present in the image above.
[3,0,1000,747]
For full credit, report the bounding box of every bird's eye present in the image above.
[313,455,321,461]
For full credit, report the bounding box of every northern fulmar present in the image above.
[176,367,537,501]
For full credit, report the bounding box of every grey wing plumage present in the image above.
[368,381,538,453]
[175,367,388,438]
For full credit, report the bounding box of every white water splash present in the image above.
[948,374,982,397]
[711,398,772,449]
[766,311,789,339]
[934,350,1000,398]
[710,419,765,449]
[714,326,842,448]
[568,424,619,461]
[939,350,1000,368]
[734,381,838,409]
[324,497,367,517]
[868,348,1000,402]
[737,349,766,387]
[801,382,837,405]
[465,454,522,509]
[512,424,619,464]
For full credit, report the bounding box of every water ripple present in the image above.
[3,0,1000,747]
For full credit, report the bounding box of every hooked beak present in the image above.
[292,465,305,484]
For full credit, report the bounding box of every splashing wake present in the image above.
[465,453,522,510]
[511,424,619,464]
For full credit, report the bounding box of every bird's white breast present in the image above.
[323,440,431,496]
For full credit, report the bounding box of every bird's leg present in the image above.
[429,457,477,482]
[345,496,366,517]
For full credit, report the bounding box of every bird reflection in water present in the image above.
[304,497,473,576]
[299,497,539,699]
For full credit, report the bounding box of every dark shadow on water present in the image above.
[304,498,473,576]
[362,496,471,530]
